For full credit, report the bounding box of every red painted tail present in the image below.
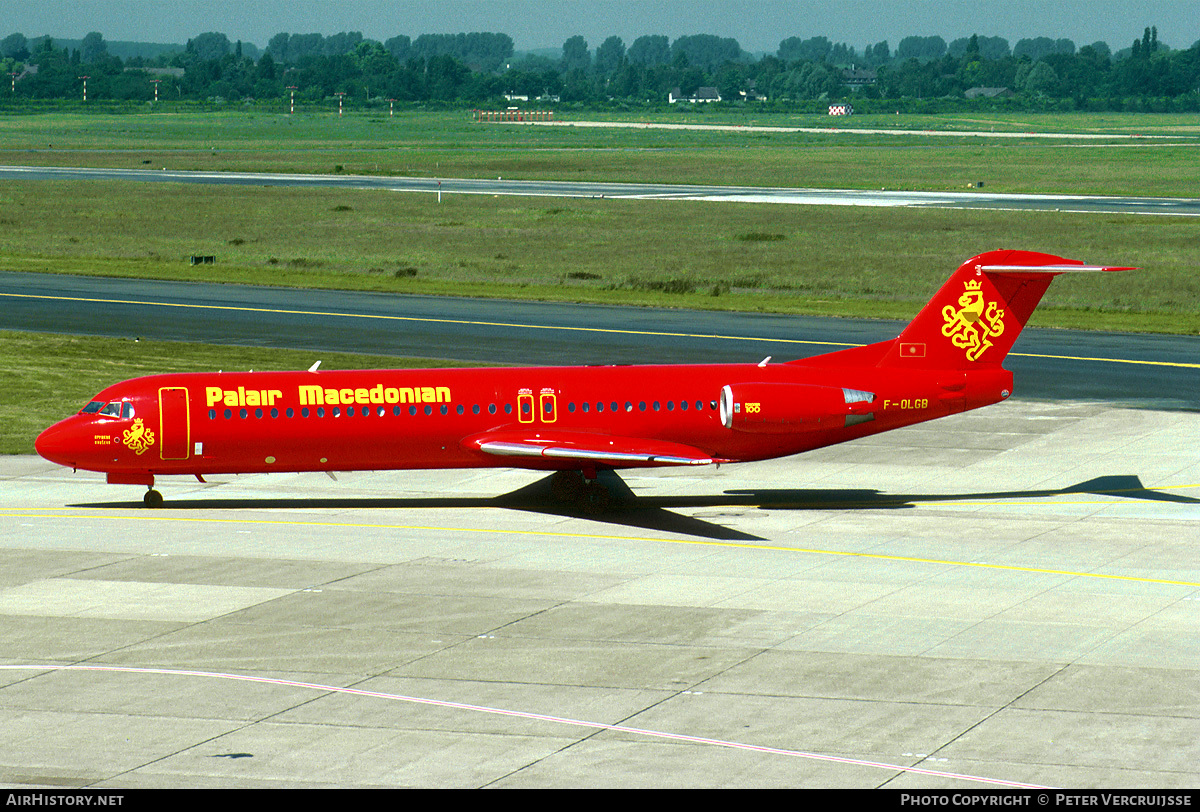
[877,250,1132,370]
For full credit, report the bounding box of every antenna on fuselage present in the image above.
[308,361,322,372]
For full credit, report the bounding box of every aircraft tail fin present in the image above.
[877,250,1132,370]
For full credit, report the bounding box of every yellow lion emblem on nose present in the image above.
[122,418,156,456]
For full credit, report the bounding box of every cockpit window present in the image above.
[97,402,123,418]
[122,403,134,419]
[81,401,104,414]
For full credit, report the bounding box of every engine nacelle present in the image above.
[720,383,875,434]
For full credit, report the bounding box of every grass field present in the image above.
[0,331,466,454]
[1,110,1199,196]
[1,178,1197,333]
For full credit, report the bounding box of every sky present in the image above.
[6,1,1198,54]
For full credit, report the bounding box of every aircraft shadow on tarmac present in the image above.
[72,473,1197,543]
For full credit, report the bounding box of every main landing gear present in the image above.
[548,470,613,514]
[143,488,164,508]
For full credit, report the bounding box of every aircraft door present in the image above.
[518,391,535,424]
[158,387,191,460]
[539,391,557,423]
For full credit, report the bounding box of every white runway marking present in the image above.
[0,663,1050,789]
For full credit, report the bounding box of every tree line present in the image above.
[2,26,1198,112]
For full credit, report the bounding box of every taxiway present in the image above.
[3,164,1200,216]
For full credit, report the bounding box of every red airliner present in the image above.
[36,251,1129,509]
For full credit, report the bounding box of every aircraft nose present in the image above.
[35,421,82,468]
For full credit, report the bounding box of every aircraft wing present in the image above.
[463,430,720,467]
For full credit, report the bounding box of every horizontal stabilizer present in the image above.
[979,264,1135,274]
[465,430,718,468]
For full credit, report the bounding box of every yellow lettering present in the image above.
[224,391,238,408]
[206,387,223,407]
[269,389,282,405]
[290,382,453,408]
[246,389,261,407]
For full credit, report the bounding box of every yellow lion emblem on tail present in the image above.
[941,279,1005,362]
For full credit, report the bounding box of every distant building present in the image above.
[965,87,1014,99]
[739,81,767,102]
[828,103,854,116]
[669,86,721,103]
[124,67,185,78]
[841,68,877,86]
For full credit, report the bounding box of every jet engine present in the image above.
[720,383,875,434]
